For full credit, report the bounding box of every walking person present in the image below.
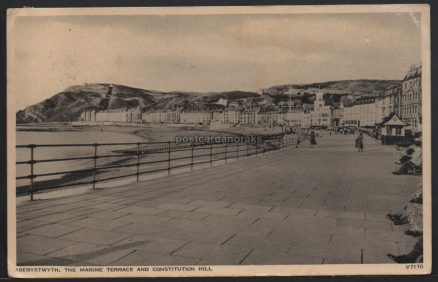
[310,130,317,147]
[295,134,301,148]
[355,133,364,152]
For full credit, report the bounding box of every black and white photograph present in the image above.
[7,5,431,277]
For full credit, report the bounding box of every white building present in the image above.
[341,100,358,127]
[95,108,142,123]
[401,64,422,133]
[376,85,401,124]
[311,91,331,127]
[142,111,166,123]
[79,110,96,122]
[353,96,378,127]
[180,110,212,124]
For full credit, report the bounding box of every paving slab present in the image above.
[87,248,137,265]
[59,228,132,245]
[68,217,132,231]
[17,251,75,266]
[16,133,421,265]
[115,251,201,265]
[173,242,252,264]
[112,235,189,256]
[121,214,173,225]
[189,200,232,208]
[242,251,323,265]
[194,206,241,216]
[228,203,273,212]
[87,210,132,220]
[115,206,168,215]
[156,210,210,221]
[17,235,73,256]
[156,203,200,211]
[49,242,108,260]
[244,212,289,223]
[27,224,82,238]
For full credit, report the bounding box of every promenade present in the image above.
[16,132,421,265]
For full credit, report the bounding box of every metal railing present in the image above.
[16,134,296,200]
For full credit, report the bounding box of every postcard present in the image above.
[7,4,431,277]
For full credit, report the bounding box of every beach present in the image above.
[15,123,258,195]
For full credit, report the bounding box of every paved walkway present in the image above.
[16,132,421,265]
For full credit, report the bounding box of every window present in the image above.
[396,128,402,135]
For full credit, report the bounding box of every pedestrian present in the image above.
[355,133,364,152]
[393,138,422,175]
[310,131,317,146]
[387,183,423,263]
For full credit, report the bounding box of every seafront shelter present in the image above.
[378,113,409,145]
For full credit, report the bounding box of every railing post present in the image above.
[210,143,213,166]
[29,144,35,201]
[246,142,249,157]
[168,141,171,175]
[236,142,239,160]
[256,139,258,157]
[262,141,265,155]
[136,142,140,181]
[92,143,98,189]
[191,142,194,169]
[225,143,228,163]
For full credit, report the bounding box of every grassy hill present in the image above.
[16,84,260,123]
[264,79,401,96]
[16,80,401,123]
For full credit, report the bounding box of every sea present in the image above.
[16,130,146,188]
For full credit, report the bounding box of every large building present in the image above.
[401,64,422,132]
[180,110,212,124]
[80,109,142,123]
[341,97,378,128]
[142,111,166,123]
[257,111,284,127]
[330,103,343,128]
[95,108,142,123]
[354,96,378,127]
[376,84,402,124]
[238,110,258,125]
[311,91,331,127]
[285,110,312,128]
[79,110,96,122]
[341,99,358,127]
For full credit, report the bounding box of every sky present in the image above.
[12,12,422,110]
